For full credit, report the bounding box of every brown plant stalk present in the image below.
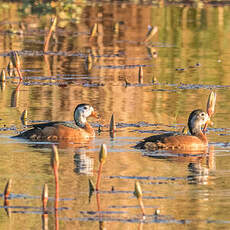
[44,17,57,52]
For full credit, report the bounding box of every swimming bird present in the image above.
[13,104,98,141]
[135,109,212,151]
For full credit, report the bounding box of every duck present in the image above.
[135,109,212,151]
[13,104,98,141]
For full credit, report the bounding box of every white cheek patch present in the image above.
[84,106,93,117]
[77,105,93,118]
[198,113,209,126]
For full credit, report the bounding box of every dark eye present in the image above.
[201,112,205,116]
[84,106,88,110]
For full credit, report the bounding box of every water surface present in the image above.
[0,1,230,229]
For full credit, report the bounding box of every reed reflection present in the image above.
[10,82,21,107]
[3,179,12,217]
[4,198,11,217]
[42,213,48,230]
[41,184,49,230]
[51,145,59,230]
[0,81,6,91]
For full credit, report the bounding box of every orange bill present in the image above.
[90,111,99,119]
[205,119,213,126]
[203,119,213,133]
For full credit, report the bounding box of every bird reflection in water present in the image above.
[143,145,215,185]
[74,148,94,175]
[187,146,215,185]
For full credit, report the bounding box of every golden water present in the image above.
[0,2,230,229]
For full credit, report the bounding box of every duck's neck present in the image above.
[188,116,204,135]
[85,122,95,136]
[189,126,208,144]
[75,115,87,128]
[196,132,208,144]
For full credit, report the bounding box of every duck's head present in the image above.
[188,109,212,136]
[74,104,98,128]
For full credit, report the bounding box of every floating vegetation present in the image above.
[88,179,95,202]
[0,69,6,82]
[109,114,116,138]
[124,77,131,87]
[138,66,143,84]
[88,179,95,193]
[4,179,12,200]
[175,63,201,72]
[21,109,28,126]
